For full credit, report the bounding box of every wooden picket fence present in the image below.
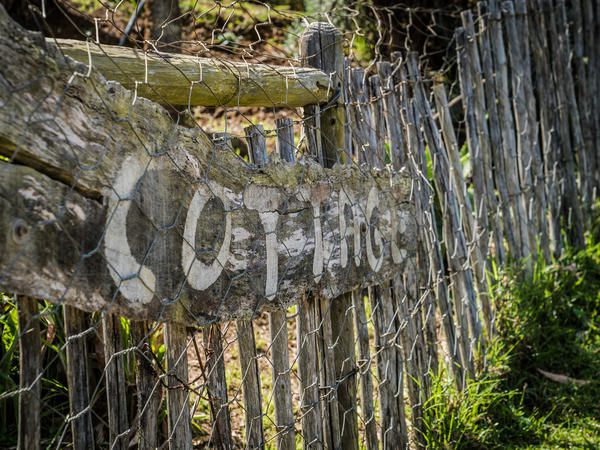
[1,0,599,449]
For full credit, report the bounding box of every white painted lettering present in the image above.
[105,155,156,304]
[366,186,384,272]
[244,185,283,300]
[182,181,232,291]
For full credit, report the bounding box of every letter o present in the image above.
[182,182,232,291]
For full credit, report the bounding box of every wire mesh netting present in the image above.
[0,0,599,449]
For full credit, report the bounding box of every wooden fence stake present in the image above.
[17,296,41,450]
[352,290,378,450]
[237,319,265,449]
[487,3,532,262]
[102,313,129,450]
[165,322,192,450]
[526,0,563,256]
[271,118,297,450]
[393,53,457,386]
[238,123,268,449]
[461,10,507,267]
[131,320,162,450]
[63,306,95,450]
[476,1,519,260]
[547,0,586,249]
[296,293,324,449]
[514,0,550,261]
[499,4,539,260]
[203,323,233,450]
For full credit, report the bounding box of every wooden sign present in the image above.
[0,8,416,325]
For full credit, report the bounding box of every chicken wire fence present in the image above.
[0,0,599,449]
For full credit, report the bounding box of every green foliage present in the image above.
[421,237,600,448]
[0,297,70,447]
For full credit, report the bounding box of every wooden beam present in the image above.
[52,38,332,108]
[0,6,416,326]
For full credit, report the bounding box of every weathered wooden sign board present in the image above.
[0,8,416,325]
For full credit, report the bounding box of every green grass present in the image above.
[421,235,600,449]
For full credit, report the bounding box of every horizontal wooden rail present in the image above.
[53,38,332,108]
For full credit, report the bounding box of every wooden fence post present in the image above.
[486,3,532,262]
[131,320,162,450]
[63,305,95,450]
[237,319,264,449]
[165,322,192,450]
[526,0,563,256]
[102,313,129,450]
[476,1,519,260]
[352,290,378,450]
[237,124,268,450]
[300,22,359,450]
[547,0,586,249]
[461,10,507,267]
[271,118,297,450]
[17,296,41,450]
[203,323,233,449]
[366,72,408,449]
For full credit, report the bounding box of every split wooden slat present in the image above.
[17,296,41,450]
[203,323,233,450]
[368,74,388,169]
[102,313,129,450]
[395,55,441,384]
[390,52,436,445]
[487,2,532,261]
[461,10,506,267]
[582,0,600,194]
[526,0,563,256]
[514,0,549,260]
[433,82,494,342]
[165,322,192,450]
[330,292,359,449]
[63,306,95,450]
[131,320,162,450]
[363,71,408,448]
[296,293,324,449]
[554,0,591,216]
[349,67,378,167]
[408,54,480,381]
[343,58,354,165]
[405,86,440,385]
[369,285,408,449]
[247,125,268,167]
[314,299,342,450]
[269,310,295,450]
[546,0,586,248]
[476,1,518,259]
[237,319,265,449]
[496,4,539,260]
[352,290,378,450]
[393,270,426,446]
[269,118,296,450]
[238,122,268,450]
[276,118,296,164]
[377,61,406,170]
[573,0,597,211]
